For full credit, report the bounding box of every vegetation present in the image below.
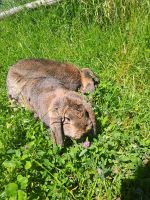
[0,0,32,11]
[0,0,150,199]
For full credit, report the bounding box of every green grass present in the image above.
[0,0,150,199]
[0,0,32,11]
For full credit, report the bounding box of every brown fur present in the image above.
[7,74,96,146]
[8,59,99,93]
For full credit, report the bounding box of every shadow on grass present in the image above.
[121,161,150,200]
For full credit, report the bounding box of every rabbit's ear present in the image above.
[50,122,64,147]
[83,101,96,135]
[49,109,64,147]
[90,71,99,84]
[81,68,100,84]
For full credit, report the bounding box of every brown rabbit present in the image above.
[8,58,99,93]
[7,74,96,146]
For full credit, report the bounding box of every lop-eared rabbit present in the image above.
[8,59,99,93]
[7,70,96,147]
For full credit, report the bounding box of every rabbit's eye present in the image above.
[64,117,70,122]
[85,111,89,117]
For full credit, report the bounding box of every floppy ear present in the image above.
[49,108,64,147]
[89,70,99,84]
[83,100,96,135]
[82,68,100,84]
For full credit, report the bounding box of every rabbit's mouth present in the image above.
[74,128,93,141]
[65,131,87,140]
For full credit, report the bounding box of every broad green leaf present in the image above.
[25,161,32,170]
[3,160,16,172]
[17,175,28,190]
[79,149,87,157]
[5,183,18,198]
[21,154,29,160]
[18,190,27,200]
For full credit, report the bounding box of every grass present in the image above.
[0,0,32,11]
[0,0,150,199]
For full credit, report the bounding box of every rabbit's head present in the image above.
[50,91,96,146]
[80,68,99,94]
[62,102,93,140]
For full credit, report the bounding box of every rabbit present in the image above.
[8,58,99,94]
[7,73,96,146]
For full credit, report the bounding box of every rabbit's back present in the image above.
[9,59,81,91]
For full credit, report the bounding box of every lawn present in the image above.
[0,0,150,199]
[0,0,32,11]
